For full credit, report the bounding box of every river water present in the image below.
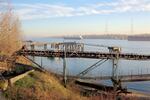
[29,38,150,94]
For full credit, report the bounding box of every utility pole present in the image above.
[41,57,43,68]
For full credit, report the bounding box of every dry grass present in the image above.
[16,56,32,66]
[4,71,86,100]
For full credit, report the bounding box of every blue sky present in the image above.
[5,0,150,37]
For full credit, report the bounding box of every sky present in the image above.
[2,0,150,37]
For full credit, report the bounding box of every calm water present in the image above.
[29,38,150,94]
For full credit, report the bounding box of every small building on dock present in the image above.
[51,35,84,52]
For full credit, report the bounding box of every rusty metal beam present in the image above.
[17,50,150,60]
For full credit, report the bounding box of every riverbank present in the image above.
[0,57,149,100]
[3,70,85,100]
[0,66,149,100]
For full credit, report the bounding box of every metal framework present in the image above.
[18,42,150,92]
[63,46,67,87]
[17,50,150,60]
[77,59,108,77]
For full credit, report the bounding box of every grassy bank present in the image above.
[3,71,85,100]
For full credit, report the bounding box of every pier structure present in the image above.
[19,41,150,92]
[18,49,150,60]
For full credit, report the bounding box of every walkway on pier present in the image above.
[18,50,150,60]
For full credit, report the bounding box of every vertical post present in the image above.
[108,47,120,92]
[112,56,119,91]
[41,57,43,68]
[141,69,142,76]
[32,56,35,62]
[31,44,35,50]
[82,44,84,52]
[44,44,47,50]
[31,44,35,61]
[63,45,67,87]
[131,70,133,79]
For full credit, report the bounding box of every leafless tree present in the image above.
[0,1,22,70]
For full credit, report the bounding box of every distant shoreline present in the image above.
[128,36,150,41]
[50,34,150,40]
[28,34,150,41]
